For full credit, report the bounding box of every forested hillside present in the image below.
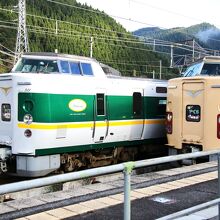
[0,0,175,78]
[133,23,220,50]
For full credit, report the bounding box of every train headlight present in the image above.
[23,114,33,125]
[217,114,220,139]
[166,112,173,134]
[1,104,11,121]
[167,113,173,122]
[24,129,32,138]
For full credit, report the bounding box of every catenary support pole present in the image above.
[159,60,162,79]
[90,36,93,58]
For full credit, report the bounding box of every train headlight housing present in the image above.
[23,114,33,125]
[1,104,11,121]
[217,114,220,139]
[166,112,173,134]
[24,129,32,138]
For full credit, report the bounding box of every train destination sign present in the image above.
[186,105,201,122]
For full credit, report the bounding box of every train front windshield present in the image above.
[183,62,203,77]
[13,58,59,73]
[183,62,220,77]
[201,63,220,75]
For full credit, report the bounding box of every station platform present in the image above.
[0,161,218,220]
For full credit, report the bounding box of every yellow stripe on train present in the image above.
[17,119,165,130]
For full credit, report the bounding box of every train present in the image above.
[0,52,167,177]
[166,56,220,155]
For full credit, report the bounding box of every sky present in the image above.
[76,0,220,32]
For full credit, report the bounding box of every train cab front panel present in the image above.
[167,75,220,153]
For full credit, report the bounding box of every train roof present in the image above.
[169,74,220,83]
[190,56,220,65]
[203,56,220,63]
[17,52,167,82]
[22,52,97,62]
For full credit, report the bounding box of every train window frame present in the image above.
[96,93,106,116]
[156,87,167,93]
[81,63,94,76]
[60,60,71,74]
[13,58,59,73]
[133,92,142,117]
[1,103,11,122]
[186,105,201,122]
[70,62,81,75]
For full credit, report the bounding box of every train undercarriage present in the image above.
[0,143,167,177]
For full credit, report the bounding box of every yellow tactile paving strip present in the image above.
[16,171,218,220]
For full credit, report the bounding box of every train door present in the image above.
[182,82,204,142]
[93,91,109,143]
[130,90,144,140]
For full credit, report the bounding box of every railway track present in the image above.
[0,143,168,186]
[0,154,216,202]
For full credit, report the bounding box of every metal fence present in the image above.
[1,149,220,220]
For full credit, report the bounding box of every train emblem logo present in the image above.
[68,99,87,112]
[186,89,203,98]
[0,87,11,96]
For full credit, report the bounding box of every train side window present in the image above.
[70,62,81,75]
[96,93,105,116]
[133,92,142,117]
[158,99,166,116]
[60,61,70,74]
[81,63,93,76]
[156,87,167,93]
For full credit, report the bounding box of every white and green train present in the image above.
[0,53,167,177]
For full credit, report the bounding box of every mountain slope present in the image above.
[133,23,220,50]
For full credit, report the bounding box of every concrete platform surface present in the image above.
[0,161,218,220]
[16,172,219,219]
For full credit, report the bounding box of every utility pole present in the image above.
[90,36,93,58]
[153,39,156,52]
[14,0,29,64]
[55,20,58,35]
[55,20,58,53]
[159,60,162,79]
[170,44,174,68]
[192,39,195,62]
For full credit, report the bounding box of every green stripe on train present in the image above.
[18,93,166,123]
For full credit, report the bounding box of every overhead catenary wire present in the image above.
[0,6,218,55]
[44,0,220,43]
[20,20,220,56]
[0,42,16,55]
[0,48,15,58]
[0,22,215,63]
[0,4,219,48]
[0,57,14,64]
[26,8,220,53]
[99,60,175,70]
[0,3,218,71]
[0,17,212,54]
